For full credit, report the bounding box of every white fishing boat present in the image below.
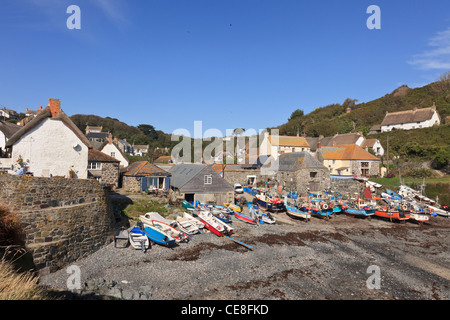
[176,215,200,235]
[140,212,177,226]
[182,211,205,229]
[128,227,150,250]
[427,205,449,218]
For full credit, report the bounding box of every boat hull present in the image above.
[257,198,285,212]
[374,210,410,221]
[234,211,257,224]
[286,207,311,221]
[143,224,176,247]
[129,227,150,250]
[198,212,233,237]
[343,208,374,219]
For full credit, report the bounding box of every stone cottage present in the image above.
[88,148,120,188]
[122,161,171,193]
[6,99,92,178]
[275,152,331,195]
[317,144,381,177]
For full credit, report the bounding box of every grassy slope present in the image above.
[277,80,450,138]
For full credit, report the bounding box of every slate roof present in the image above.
[169,164,206,189]
[123,161,171,177]
[327,133,363,146]
[86,132,109,140]
[277,152,327,171]
[88,149,120,163]
[381,107,438,126]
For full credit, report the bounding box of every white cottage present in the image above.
[6,98,92,178]
[98,133,129,168]
[380,106,441,132]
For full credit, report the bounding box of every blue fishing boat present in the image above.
[301,201,333,219]
[343,207,374,219]
[285,206,311,221]
[212,210,232,224]
[143,224,176,247]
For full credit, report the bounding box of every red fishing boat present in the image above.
[198,211,234,236]
[374,205,410,222]
[233,210,257,224]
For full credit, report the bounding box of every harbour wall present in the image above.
[0,174,116,274]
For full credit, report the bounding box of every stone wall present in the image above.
[330,178,364,198]
[276,168,331,197]
[123,176,141,192]
[0,174,115,274]
[223,169,270,186]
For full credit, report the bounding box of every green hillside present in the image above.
[277,79,450,137]
[70,114,178,152]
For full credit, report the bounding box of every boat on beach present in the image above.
[151,219,189,243]
[175,215,200,235]
[374,206,410,222]
[128,226,150,250]
[285,206,311,221]
[143,223,176,247]
[233,210,257,224]
[197,211,234,237]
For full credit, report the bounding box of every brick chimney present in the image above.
[48,98,61,117]
[108,132,113,144]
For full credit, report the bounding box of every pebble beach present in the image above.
[39,207,450,300]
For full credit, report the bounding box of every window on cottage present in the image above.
[361,162,369,168]
[204,175,212,184]
[88,162,102,170]
[310,172,317,178]
[111,152,116,158]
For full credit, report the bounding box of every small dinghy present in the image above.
[128,226,150,251]
[143,223,176,247]
[233,210,257,224]
[140,212,176,227]
[151,219,189,243]
[182,211,205,229]
[261,212,276,224]
[285,206,311,222]
[114,227,129,248]
[198,211,233,237]
[211,210,233,224]
[176,215,200,235]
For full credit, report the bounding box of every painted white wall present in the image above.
[381,111,440,132]
[11,118,89,178]
[0,131,6,151]
[372,140,384,156]
[101,143,129,167]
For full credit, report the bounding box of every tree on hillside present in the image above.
[289,109,304,121]
[342,98,358,108]
[137,124,158,140]
[439,71,450,82]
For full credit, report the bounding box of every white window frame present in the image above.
[88,162,102,170]
[204,175,212,184]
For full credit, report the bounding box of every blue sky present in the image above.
[1,0,449,137]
